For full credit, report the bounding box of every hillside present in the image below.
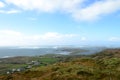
[0,49,120,80]
[0,47,94,75]
[91,48,120,59]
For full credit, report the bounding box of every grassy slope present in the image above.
[1,49,120,80]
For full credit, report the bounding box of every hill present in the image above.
[0,49,120,80]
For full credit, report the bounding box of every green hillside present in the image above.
[0,49,120,80]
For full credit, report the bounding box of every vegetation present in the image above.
[0,55,60,75]
[0,49,120,80]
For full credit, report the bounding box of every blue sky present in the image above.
[0,0,120,46]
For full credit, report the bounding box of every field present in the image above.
[0,55,61,75]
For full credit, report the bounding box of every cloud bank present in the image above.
[0,1,5,8]
[73,0,120,21]
[0,30,86,46]
[109,37,120,42]
[0,0,119,21]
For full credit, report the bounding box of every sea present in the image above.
[0,46,105,58]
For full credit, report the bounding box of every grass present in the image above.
[1,49,120,80]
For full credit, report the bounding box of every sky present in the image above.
[0,0,120,47]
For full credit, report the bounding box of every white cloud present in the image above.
[6,9,21,14]
[72,0,120,21]
[4,0,120,21]
[5,0,84,12]
[0,30,86,46]
[28,17,37,21]
[109,37,120,42]
[0,1,5,8]
[0,9,20,14]
[81,37,86,41]
[0,30,23,46]
[0,30,22,36]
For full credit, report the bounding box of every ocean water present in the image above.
[0,46,76,58]
[0,48,59,58]
[0,46,105,58]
